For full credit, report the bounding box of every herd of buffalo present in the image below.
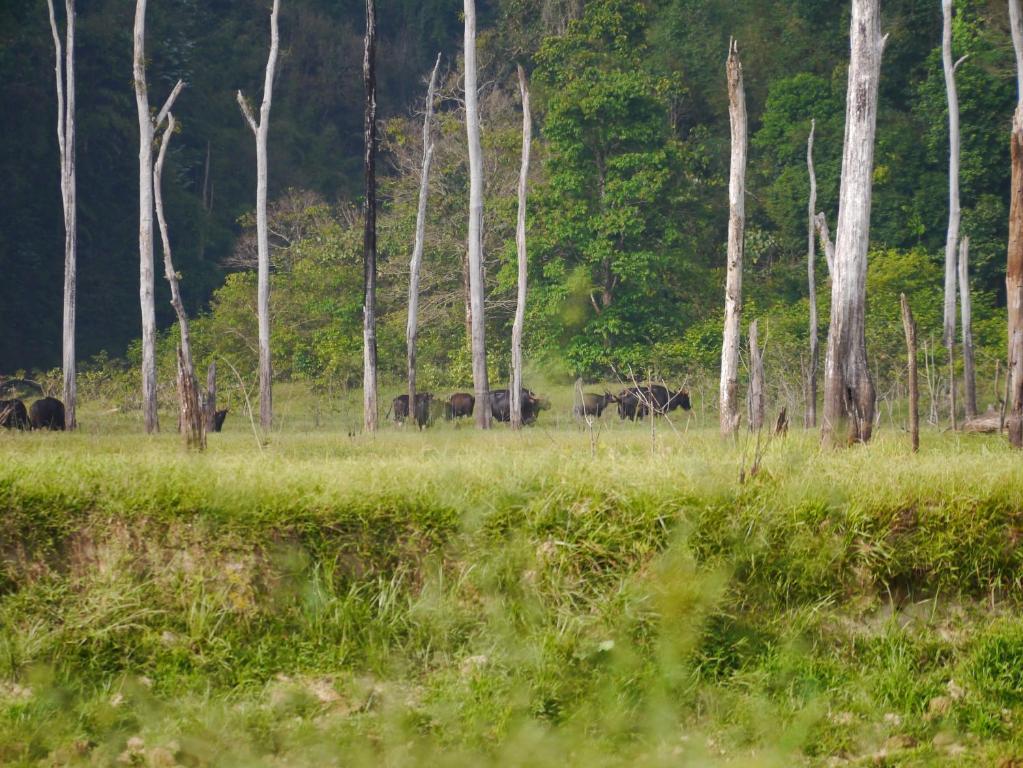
[0,396,66,430]
[0,394,230,432]
[390,384,691,428]
[0,384,691,432]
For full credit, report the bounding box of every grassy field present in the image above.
[2,386,1023,766]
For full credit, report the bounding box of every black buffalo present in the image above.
[489,388,550,424]
[29,397,66,430]
[574,392,617,418]
[0,399,29,430]
[212,409,228,432]
[446,392,475,419]
[617,385,691,420]
[391,392,434,428]
[649,384,691,413]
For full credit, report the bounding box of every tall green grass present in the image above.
[2,394,1023,766]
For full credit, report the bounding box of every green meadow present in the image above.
[2,386,1023,766]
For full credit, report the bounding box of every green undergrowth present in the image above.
[2,425,1023,766]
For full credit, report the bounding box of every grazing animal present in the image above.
[29,397,65,430]
[391,393,434,428]
[616,388,644,420]
[446,392,475,419]
[617,385,691,420]
[647,384,691,413]
[490,388,550,424]
[0,399,29,430]
[212,409,228,432]
[574,392,617,418]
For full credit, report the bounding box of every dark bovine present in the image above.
[617,385,691,420]
[212,409,228,432]
[0,399,29,430]
[616,388,644,420]
[29,397,65,430]
[647,384,691,413]
[391,393,434,427]
[489,388,550,424]
[574,392,617,418]
[446,392,475,419]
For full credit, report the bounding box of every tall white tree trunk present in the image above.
[942,0,961,350]
[407,54,442,422]
[510,64,532,430]
[133,0,183,436]
[958,236,977,418]
[900,294,920,452]
[822,0,885,445]
[47,0,77,430]
[133,0,159,433]
[943,0,964,429]
[237,0,280,433]
[747,319,764,431]
[362,0,378,432]
[464,0,491,428]
[806,118,818,428]
[815,211,836,277]
[154,113,204,450]
[719,38,746,437]
[1008,0,1023,447]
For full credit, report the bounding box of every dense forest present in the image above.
[1,0,1017,396]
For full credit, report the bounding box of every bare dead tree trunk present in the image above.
[362,0,378,432]
[719,38,746,438]
[464,0,491,428]
[133,0,183,436]
[237,0,280,433]
[47,0,77,430]
[175,347,204,449]
[900,293,919,453]
[510,64,532,430]
[806,118,818,428]
[747,319,764,431]
[204,359,217,432]
[1011,329,1023,446]
[155,116,187,365]
[154,116,192,371]
[943,0,964,430]
[774,407,789,436]
[197,140,211,262]
[1009,0,1023,448]
[822,0,884,445]
[949,327,958,430]
[959,236,977,418]
[155,113,204,450]
[462,254,472,343]
[133,0,159,433]
[815,211,835,277]
[407,53,441,425]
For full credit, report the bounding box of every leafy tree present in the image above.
[751,72,843,260]
[532,0,705,374]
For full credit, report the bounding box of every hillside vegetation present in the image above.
[3,0,1016,391]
